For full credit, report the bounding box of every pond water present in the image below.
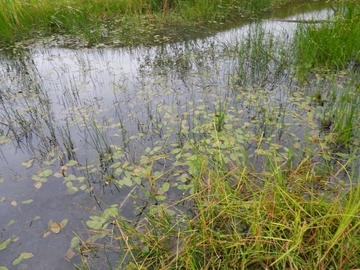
[0,2,336,269]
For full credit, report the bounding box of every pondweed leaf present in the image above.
[53,172,63,178]
[123,177,132,187]
[142,245,150,256]
[22,199,34,205]
[22,157,36,169]
[60,219,68,229]
[65,250,76,260]
[43,231,51,238]
[20,253,34,259]
[114,167,123,176]
[7,220,15,226]
[49,222,61,234]
[11,236,19,243]
[0,266,9,270]
[12,252,34,265]
[70,237,80,249]
[66,160,78,167]
[86,220,103,230]
[162,182,170,192]
[0,238,11,251]
[170,148,182,154]
[0,196,5,202]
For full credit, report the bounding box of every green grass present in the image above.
[73,132,360,269]
[294,0,360,76]
[0,0,305,46]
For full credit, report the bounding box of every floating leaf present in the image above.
[22,199,34,205]
[162,182,170,192]
[41,169,52,177]
[0,196,5,202]
[123,177,132,187]
[70,237,80,249]
[86,220,103,230]
[49,222,61,234]
[12,236,19,243]
[43,231,51,238]
[53,172,63,178]
[7,220,15,226]
[0,266,9,270]
[0,238,11,251]
[66,160,78,167]
[141,245,150,256]
[33,216,41,221]
[22,157,36,169]
[34,181,42,189]
[0,177,4,183]
[60,219,68,229]
[114,167,123,176]
[65,250,75,260]
[21,253,34,259]
[12,252,34,266]
[10,201,17,207]
[170,148,182,154]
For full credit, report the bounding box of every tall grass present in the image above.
[0,0,306,45]
[294,0,360,75]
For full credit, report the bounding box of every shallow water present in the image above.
[0,3,333,269]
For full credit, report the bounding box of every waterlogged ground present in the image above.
[1,2,357,269]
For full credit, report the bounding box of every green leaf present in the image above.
[7,220,15,226]
[141,246,150,257]
[12,252,34,265]
[22,157,36,169]
[123,177,132,187]
[49,222,61,234]
[65,160,78,167]
[70,237,80,249]
[60,219,68,229]
[0,238,11,251]
[22,199,34,205]
[114,167,123,176]
[155,195,166,201]
[170,148,182,154]
[21,253,34,259]
[86,220,103,230]
[162,182,170,192]
[0,196,5,202]
[0,266,9,270]
[41,169,53,177]
[12,256,23,266]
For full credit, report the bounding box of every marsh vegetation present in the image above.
[1,0,360,269]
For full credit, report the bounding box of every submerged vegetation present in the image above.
[1,0,360,269]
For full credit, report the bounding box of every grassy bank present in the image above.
[0,0,320,46]
[294,0,360,75]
